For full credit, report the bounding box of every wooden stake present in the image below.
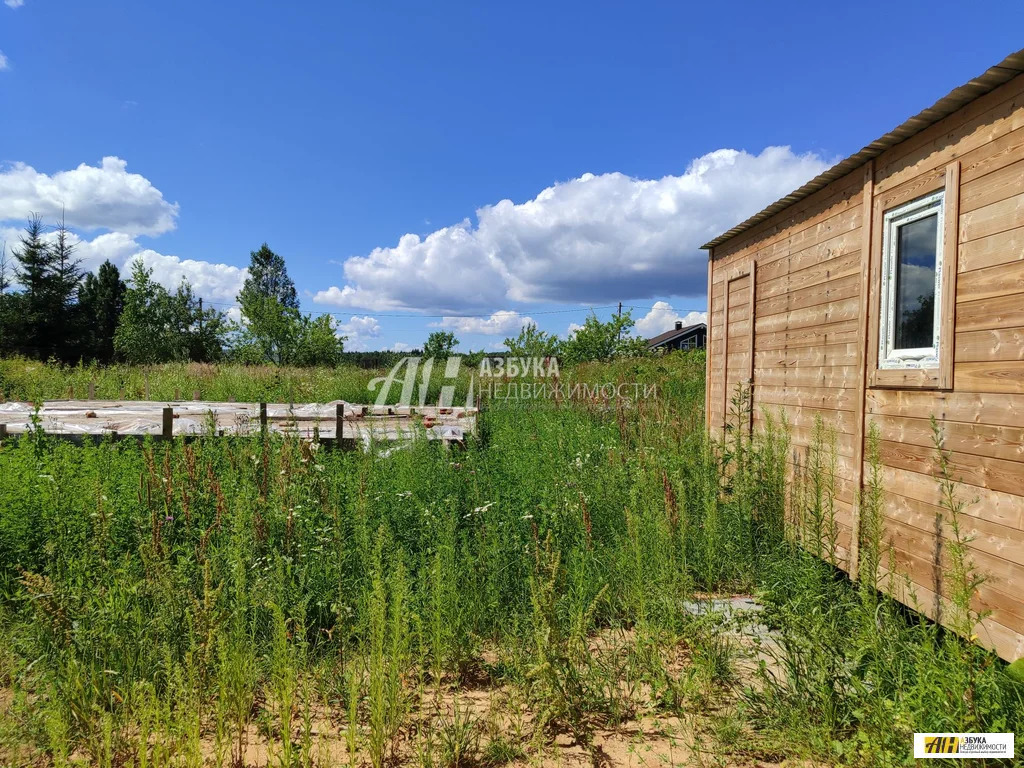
[193,389,201,401]
[162,407,174,441]
[88,381,95,399]
[335,403,344,443]
[0,423,7,441]
[174,387,181,401]
[260,403,268,433]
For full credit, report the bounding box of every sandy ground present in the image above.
[0,596,817,767]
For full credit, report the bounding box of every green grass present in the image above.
[0,352,1020,767]
[0,357,450,405]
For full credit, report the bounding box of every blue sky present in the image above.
[1,2,1022,351]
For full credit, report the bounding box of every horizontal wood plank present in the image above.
[955,327,1024,362]
[954,361,1024,393]
[879,439,1024,497]
[866,388,1024,428]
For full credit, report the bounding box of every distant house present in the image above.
[647,321,706,352]
[703,48,1024,662]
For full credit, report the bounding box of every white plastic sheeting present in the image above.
[0,400,476,442]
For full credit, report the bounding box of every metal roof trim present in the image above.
[702,50,1024,252]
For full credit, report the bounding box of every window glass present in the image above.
[894,213,938,350]
[879,189,944,371]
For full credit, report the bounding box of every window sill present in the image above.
[869,367,946,390]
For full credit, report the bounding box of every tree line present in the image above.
[0,217,344,366]
[0,215,661,368]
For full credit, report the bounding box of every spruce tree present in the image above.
[13,214,58,358]
[237,243,302,363]
[51,215,82,310]
[50,215,83,360]
[0,240,10,295]
[240,243,298,309]
[0,241,13,356]
[79,260,127,363]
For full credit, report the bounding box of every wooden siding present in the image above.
[706,71,1024,662]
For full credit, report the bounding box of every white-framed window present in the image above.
[878,190,945,371]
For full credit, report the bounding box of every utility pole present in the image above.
[617,301,623,341]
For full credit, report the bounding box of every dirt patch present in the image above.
[0,595,816,767]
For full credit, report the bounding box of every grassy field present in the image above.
[0,358,401,405]
[0,355,1021,767]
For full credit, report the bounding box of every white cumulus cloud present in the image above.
[4,0,25,8]
[71,231,143,272]
[0,157,179,236]
[336,315,382,351]
[436,310,533,336]
[0,51,9,71]
[0,157,249,308]
[315,146,830,313]
[634,302,707,337]
[127,250,247,302]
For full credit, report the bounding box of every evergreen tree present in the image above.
[0,240,10,295]
[13,214,58,358]
[79,261,127,363]
[237,243,302,363]
[240,243,298,309]
[50,215,83,360]
[51,215,82,307]
[0,241,13,357]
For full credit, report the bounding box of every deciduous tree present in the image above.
[560,312,648,365]
[422,330,459,359]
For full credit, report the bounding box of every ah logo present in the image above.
[923,736,960,754]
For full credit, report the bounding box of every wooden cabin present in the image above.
[703,49,1024,662]
[647,321,707,352]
